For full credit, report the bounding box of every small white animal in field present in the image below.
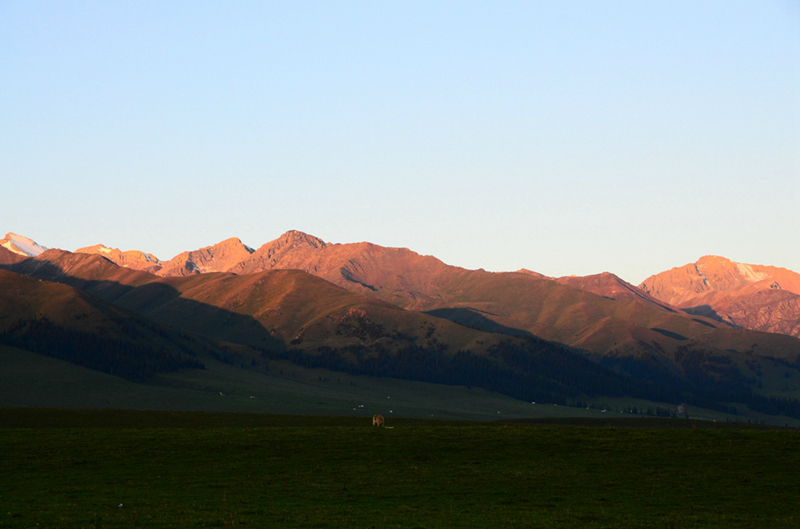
[118,504,123,508]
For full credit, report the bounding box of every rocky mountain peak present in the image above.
[639,256,800,338]
[215,237,255,254]
[275,230,327,250]
[1,232,48,257]
[74,243,163,273]
[157,236,257,276]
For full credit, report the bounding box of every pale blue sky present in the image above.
[2,1,798,283]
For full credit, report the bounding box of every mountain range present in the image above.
[69,229,800,342]
[2,230,800,420]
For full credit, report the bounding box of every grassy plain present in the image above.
[1,408,799,528]
[6,345,800,427]
[0,345,602,421]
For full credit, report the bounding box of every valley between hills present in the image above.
[2,231,800,425]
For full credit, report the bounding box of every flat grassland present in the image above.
[1,409,798,528]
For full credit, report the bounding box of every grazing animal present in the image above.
[372,414,385,427]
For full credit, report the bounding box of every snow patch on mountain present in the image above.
[735,262,768,282]
[0,233,48,257]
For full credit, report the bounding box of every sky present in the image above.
[2,1,798,284]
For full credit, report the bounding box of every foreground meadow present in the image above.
[1,410,798,528]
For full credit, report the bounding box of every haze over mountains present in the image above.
[3,229,800,420]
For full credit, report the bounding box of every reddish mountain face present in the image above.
[4,248,506,356]
[639,256,800,337]
[157,237,255,276]
[153,232,798,360]
[156,230,463,307]
[12,231,799,359]
[75,244,163,274]
[556,272,676,310]
[233,231,462,306]
[0,246,26,266]
[640,255,800,303]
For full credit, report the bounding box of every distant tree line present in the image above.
[0,317,205,382]
[261,342,576,405]
[258,335,800,419]
[258,337,675,406]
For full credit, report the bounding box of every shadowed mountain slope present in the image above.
[6,248,800,417]
[4,249,511,356]
[114,269,506,356]
[9,249,157,300]
[407,269,800,363]
[156,231,800,364]
[0,246,26,266]
[5,251,674,406]
[24,233,798,368]
[0,269,209,381]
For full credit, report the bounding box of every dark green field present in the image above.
[1,409,798,528]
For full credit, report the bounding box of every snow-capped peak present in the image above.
[0,232,48,257]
